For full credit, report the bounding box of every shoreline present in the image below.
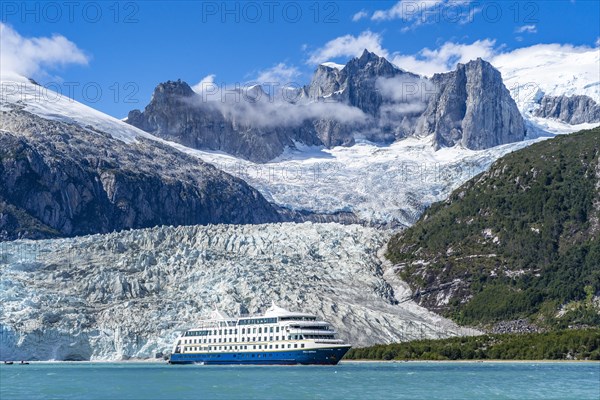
[342,359,600,363]
[2,359,598,364]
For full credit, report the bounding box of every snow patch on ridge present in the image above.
[0,77,156,144]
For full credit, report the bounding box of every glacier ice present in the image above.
[0,223,477,361]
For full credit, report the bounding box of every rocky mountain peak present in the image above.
[152,79,195,100]
[343,49,401,78]
[127,55,529,162]
[534,94,600,124]
[417,58,525,150]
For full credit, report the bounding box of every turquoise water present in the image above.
[1,361,598,400]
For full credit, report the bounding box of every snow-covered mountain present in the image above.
[1,51,597,362]
[0,76,284,240]
[2,72,594,234]
[494,45,599,107]
[493,45,600,125]
[0,223,476,361]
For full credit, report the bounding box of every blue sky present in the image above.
[1,1,599,117]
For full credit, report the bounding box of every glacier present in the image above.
[0,66,596,362]
[2,76,595,228]
[0,223,477,361]
[177,136,553,227]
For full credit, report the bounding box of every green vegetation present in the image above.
[345,329,600,360]
[387,127,600,327]
[0,200,60,240]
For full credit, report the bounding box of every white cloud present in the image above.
[255,63,301,84]
[515,25,537,34]
[391,39,497,76]
[192,74,217,93]
[352,10,369,21]
[186,89,368,129]
[595,37,600,47]
[0,23,88,79]
[307,31,389,65]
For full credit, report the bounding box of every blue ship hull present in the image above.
[169,346,350,365]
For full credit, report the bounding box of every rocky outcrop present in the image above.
[128,53,526,162]
[534,94,600,124]
[127,80,324,163]
[415,58,526,149]
[302,50,417,115]
[0,223,474,360]
[300,50,424,144]
[0,108,282,240]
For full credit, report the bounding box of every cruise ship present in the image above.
[169,304,351,365]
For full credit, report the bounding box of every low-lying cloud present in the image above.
[185,83,369,129]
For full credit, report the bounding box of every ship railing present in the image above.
[313,339,345,344]
[288,329,337,335]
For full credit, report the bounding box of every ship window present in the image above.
[276,336,279,341]
[270,327,273,333]
[242,328,245,334]
[253,328,256,334]
[294,344,298,348]
[276,327,279,333]
[258,327,262,333]
[269,345,272,349]
[229,329,232,334]
[253,345,256,349]
[301,344,305,348]
[219,330,222,335]
[235,329,237,334]
[269,337,273,341]
[288,344,291,348]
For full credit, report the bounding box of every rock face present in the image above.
[302,50,417,115]
[299,50,424,145]
[0,223,475,361]
[128,52,526,162]
[127,80,324,163]
[0,108,282,241]
[534,94,600,124]
[415,58,526,149]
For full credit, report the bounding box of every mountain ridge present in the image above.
[127,51,526,162]
[0,78,293,240]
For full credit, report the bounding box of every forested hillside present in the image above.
[387,127,600,328]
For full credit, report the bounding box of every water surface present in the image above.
[1,361,598,399]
